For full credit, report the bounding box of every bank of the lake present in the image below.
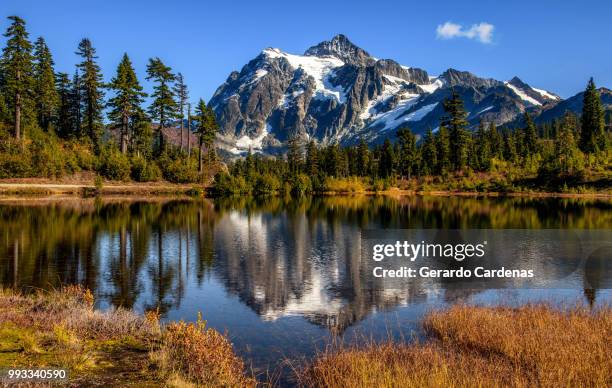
[1,288,610,387]
[0,181,611,199]
[0,287,255,387]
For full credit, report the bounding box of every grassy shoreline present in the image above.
[301,304,611,387]
[1,288,610,387]
[0,287,255,387]
[0,181,610,199]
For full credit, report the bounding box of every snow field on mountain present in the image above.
[263,48,347,103]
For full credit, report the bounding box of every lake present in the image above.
[0,195,611,381]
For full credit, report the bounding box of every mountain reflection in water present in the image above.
[1,195,610,371]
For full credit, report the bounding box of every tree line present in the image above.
[0,15,609,192]
[216,82,610,195]
[0,16,219,182]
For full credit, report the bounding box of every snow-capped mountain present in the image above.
[210,34,564,155]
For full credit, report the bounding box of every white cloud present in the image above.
[436,22,494,44]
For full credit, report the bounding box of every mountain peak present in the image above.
[508,76,528,88]
[304,34,373,66]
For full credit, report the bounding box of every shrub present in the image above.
[158,152,199,183]
[324,176,366,193]
[253,173,281,195]
[159,315,254,387]
[291,173,312,196]
[185,187,203,197]
[67,140,95,171]
[130,155,161,182]
[212,172,252,195]
[311,174,325,193]
[27,129,63,177]
[0,152,31,178]
[372,178,385,192]
[97,145,131,181]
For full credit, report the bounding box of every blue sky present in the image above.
[2,0,611,101]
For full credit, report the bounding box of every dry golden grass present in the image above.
[0,287,255,387]
[299,304,612,388]
[154,314,256,387]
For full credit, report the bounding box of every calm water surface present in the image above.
[1,195,610,378]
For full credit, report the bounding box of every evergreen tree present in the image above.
[287,135,303,175]
[378,138,395,178]
[324,144,342,177]
[76,38,104,151]
[187,102,192,157]
[467,131,478,169]
[436,126,451,174]
[579,78,606,153]
[396,127,417,180]
[305,140,319,176]
[71,69,82,136]
[194,99,218,173]
[487,122,503,160]
[1,16,34,141]
[555,112,584,175]
[107,53,147,154]
[475,120,491,170]
[55,72,72,138]
[146,57,177,154]
[522,112,538,156]
[441,90,469,171]
[131,111,153,158]
[204,105,218,167]
[173,72,188,152]
[32,37,58,131]
[420,128,437,176]
[502,129,518,163]
[356,139,370,175]
[244,149,255,177]
[338,147,349,177]
[0,90,7,124]
[552,118,562,140]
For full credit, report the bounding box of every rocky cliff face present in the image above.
[210,34,569,155]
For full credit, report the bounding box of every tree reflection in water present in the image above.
[0,196,610,329]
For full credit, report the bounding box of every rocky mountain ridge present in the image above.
[209,34,605,156]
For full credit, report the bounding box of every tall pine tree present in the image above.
[378,138,395,178]
[146,57,177,154]
[441,90,469,171]
[305,140,319,176]
[420,128,437,176]
[173,72,188,152]
[71,69,82,137]
[55,72,72,138]
[194,99,217,173]
[487,122,503,160]
[522,112,538,157]
[287,135,303,175]
[1,16,34,141]
[33,37,58,131]
[76,38,104,152]
[556,112,583,175]
[436,126,451,174]
[475,120,491,170]
[579,78,606,153]
[396,127,417,180]
[356,139,370,176]
[107,53,147,154]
